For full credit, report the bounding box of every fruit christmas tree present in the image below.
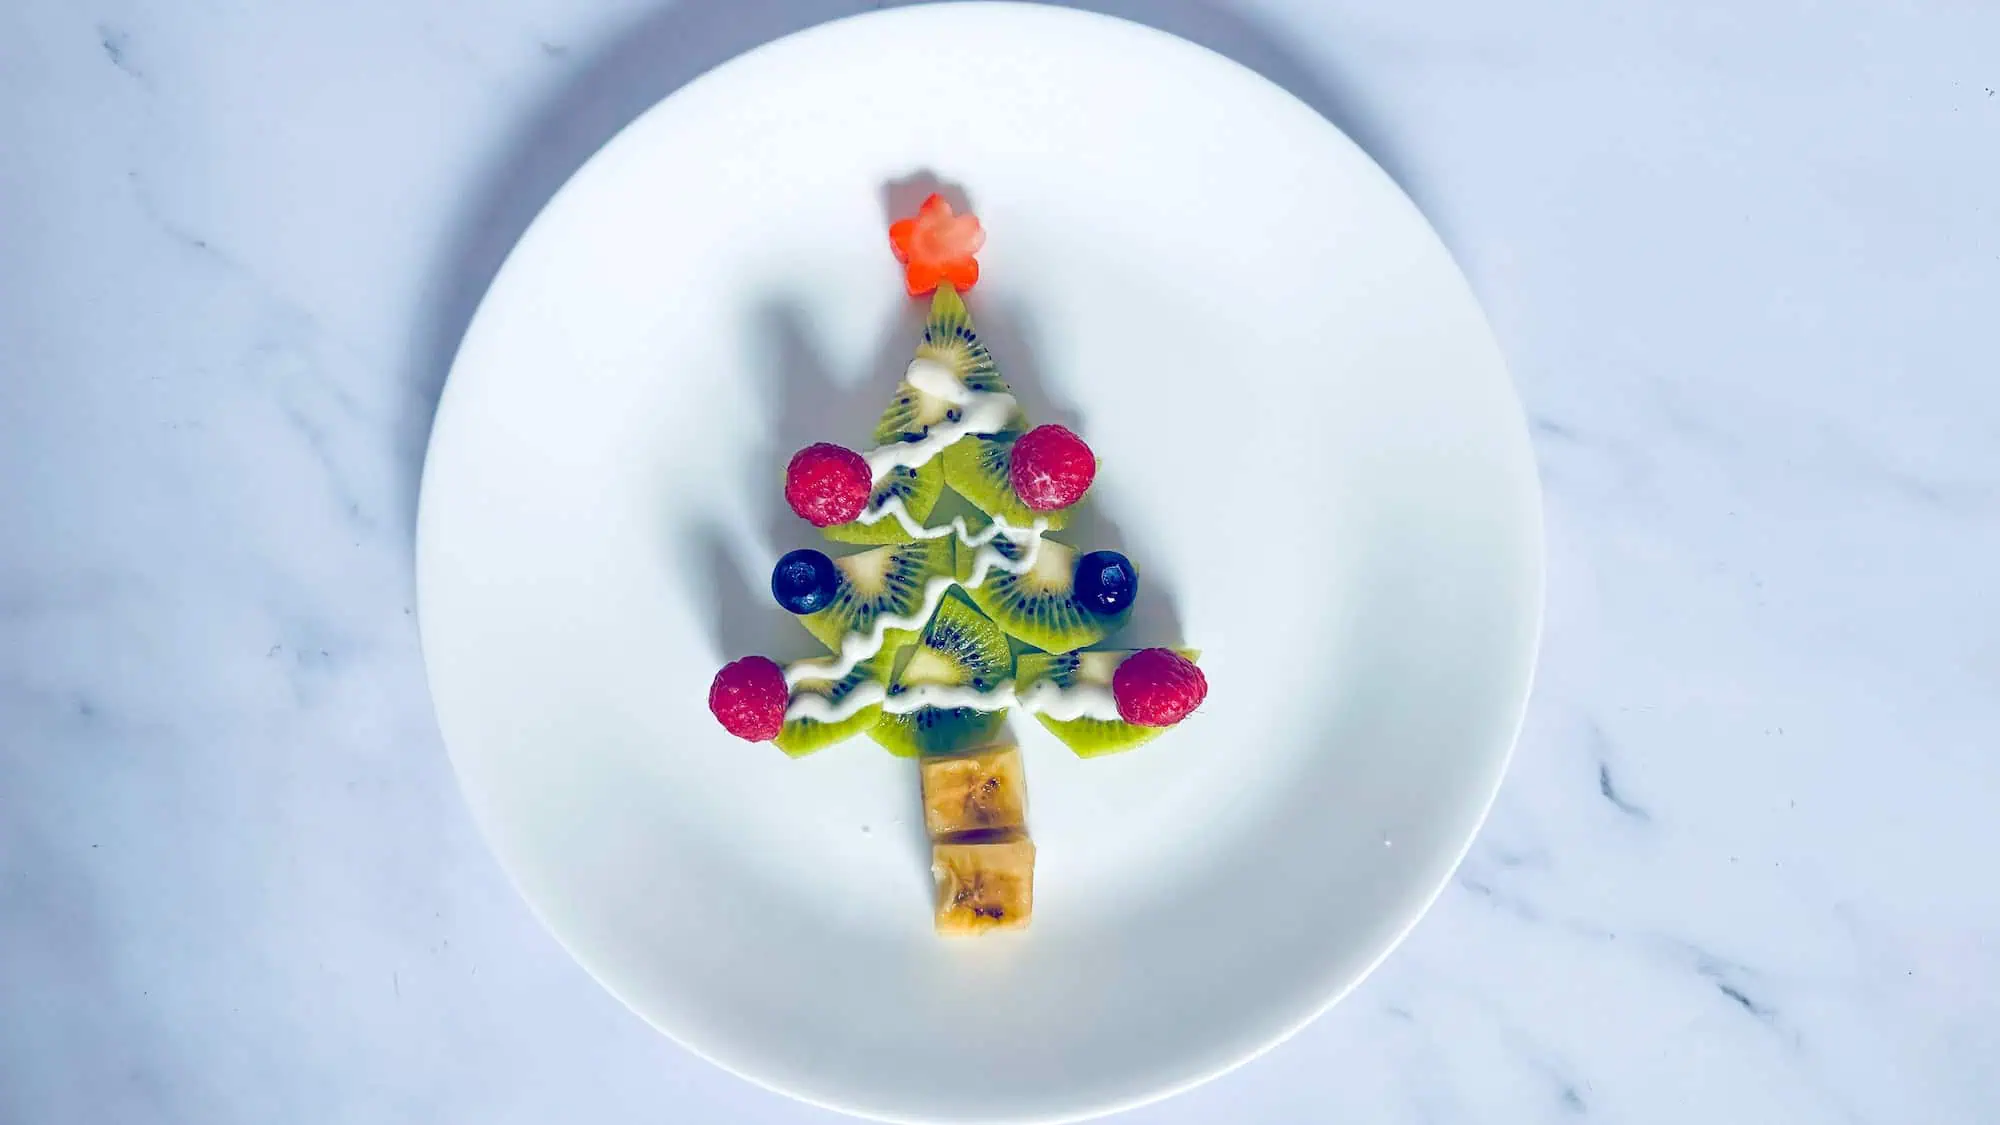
[706,193,1207,935]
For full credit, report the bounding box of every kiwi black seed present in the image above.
[965,538,1116,654]
[822,461,945,545]
[800,538,953,652]
[773,652,891,758]
[1016,649,1195,758]
[870,597,1011,757]
[941,434,1069,532]
[917,286,1011,396]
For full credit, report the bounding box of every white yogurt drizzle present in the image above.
[858,357,1018,485]
[780,357,1122,725]
[786,676,1120,726]
[780,515,1039,691]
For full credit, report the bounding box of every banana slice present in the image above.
[933,832,1035,935]
[920,744,1028,838]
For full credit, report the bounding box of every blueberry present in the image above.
[1074,550,1138,616]
[771,548,839,615]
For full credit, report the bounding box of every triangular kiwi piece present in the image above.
[915,285,1018,402]
[799,538,955,653]
[868,286,1026,441]
[773,648,897,757]
[822,461,945,545]
[1016,649,1202,757]
[940,433,1071,532]
[871,594,1012,757]
[957,535,1119,654]
[823,287,1018,543]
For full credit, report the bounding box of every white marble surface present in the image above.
[4,0,1997,1121]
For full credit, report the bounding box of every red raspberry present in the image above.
[1112,649,1207,727]
[784,443,873,528]
[1009,424,1096,512]
[708,656,788,741]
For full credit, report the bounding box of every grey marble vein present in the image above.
[4,0,1999,1123]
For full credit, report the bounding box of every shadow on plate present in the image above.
[399,0,1419,542]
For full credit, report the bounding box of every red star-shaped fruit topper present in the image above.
[888,193,985,296]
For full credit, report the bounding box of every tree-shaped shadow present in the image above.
[687,169,1199,893]
[689,170,1184,669]
[402,0,1422,551]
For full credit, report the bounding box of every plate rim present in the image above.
[415,4,1546,1121]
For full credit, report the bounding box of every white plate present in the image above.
[417,5,1541,1122]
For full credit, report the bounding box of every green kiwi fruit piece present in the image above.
[958,535,1123,654]
[821,461,945,545]
[773,650,895,757]
[800,538,956,653]
[832,285,1022,542]
[871,288,1026,441]
[870,595,1012,757]
[940,434,1072,533]
[917,285,1016,399]
[1016,649,1202,757]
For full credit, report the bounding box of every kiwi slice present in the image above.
[871,595,1012,757]
[828,287,1019,541]
[917,285,1017,400]
[872,289,1026,438]
[800,538,956,654]
[774,650,895,757]
[822,462,944,545]
[1017,649,1202,757]
[821,372,953,544]
[958,536,1123,655]
[940,434,1071,533]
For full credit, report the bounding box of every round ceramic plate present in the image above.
[418,5,1541,1122]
